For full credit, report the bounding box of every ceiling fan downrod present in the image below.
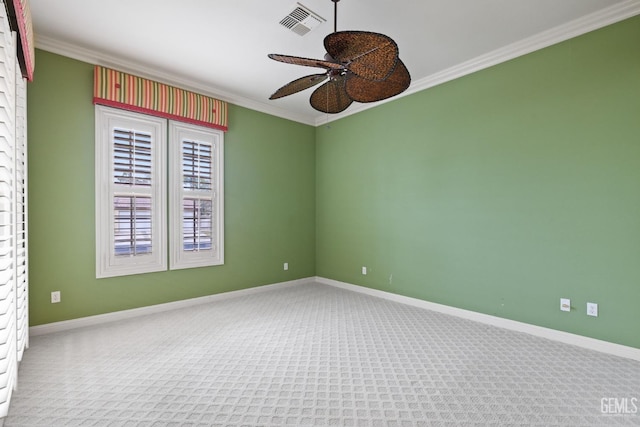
[267,0,411,114]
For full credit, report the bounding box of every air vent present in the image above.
[279,3,325,36]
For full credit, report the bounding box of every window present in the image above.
[96,106,224,278]
[96,107,167,278]
[169,122,224,269]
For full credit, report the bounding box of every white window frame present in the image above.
[96,107,224,278]
[95,106,167,278]
[169,121,224,270]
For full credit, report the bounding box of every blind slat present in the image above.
[0,9,26,416]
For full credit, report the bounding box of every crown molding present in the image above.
[315,0,640,126]
[34,36,318,126]
[34,0,640,128]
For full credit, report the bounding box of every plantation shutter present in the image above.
[0,7,17,416]
[169,121,224,270]
[113,128,153,256]
[96,106,167,278]
[14,59,27,362]
[182,140,214,252]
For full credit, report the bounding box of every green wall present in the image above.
[316,16,640,348]
[27,50,316,325]
[29,16,640,349]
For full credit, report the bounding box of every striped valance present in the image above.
[93,66,228,131]
[7,0,35,80]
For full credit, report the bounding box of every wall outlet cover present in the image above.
[587,302,598,317]
[560,298,570,312]
[51,291,61,304]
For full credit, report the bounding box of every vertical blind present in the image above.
[0,1,29,417]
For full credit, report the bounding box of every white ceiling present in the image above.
[30,0,639,126]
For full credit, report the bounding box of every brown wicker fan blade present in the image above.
[269,74,328,100]
[268,54,343,70]
[310,76,353,113]
[324,31,399,81]
[345,59,411,103]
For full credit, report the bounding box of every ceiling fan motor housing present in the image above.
[268,0,410,113]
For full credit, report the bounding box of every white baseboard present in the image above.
[30,275,640,362]
[315,276,640,362]
[29,277,316,336]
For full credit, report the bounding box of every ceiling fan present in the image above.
[268,0,411,114]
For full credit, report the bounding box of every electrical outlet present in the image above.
[283,262,288,271]
[362,266,367,275]
[587,302,598,317]
[51,291,61,304]
[560,298,570,312]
